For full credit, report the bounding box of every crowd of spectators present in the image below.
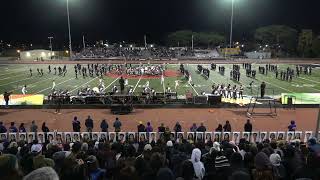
[0,118,320,180]
[76,46,195,59]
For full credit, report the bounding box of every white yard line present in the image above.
[262,80,294,93]
[298,77,320,84]
[0,67,27,76]
[103,76,121,91]
[9,76,55,92]
[35,77,75,94]
[189,82,199,96]
[0,74,26,81]
[70,77,98,93]
[162,77,166,93]
[133,76,142,92]
[0,76,33,87]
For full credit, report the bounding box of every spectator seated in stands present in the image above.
[0,120,320,180]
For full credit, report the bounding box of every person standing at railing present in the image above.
[85,116,94,133]
[244,119,252,133]
[288,120,296,132]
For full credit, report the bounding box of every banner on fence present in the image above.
[281,93,320,104]
[0,94,44,105]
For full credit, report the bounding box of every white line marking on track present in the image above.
[35,77,75,94]
[133,76,142,92]
[262,80,294,93]
[189,82,199,96]
[0,68,27,76]
[298,77,320,84]
[0,77,33,87]
[70,77,98,93]
[0,74,26,81]
[9,76,55,92]
[103,76,121,91]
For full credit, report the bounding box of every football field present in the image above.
[0,63,320,99]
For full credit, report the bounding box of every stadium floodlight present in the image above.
[265,45,269,47]
[65,50,69,54]
[17,50,20,53]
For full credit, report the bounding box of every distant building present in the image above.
[19,49,58,60]
[244,51,271,59]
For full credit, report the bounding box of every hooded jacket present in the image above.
[191,148,205,180]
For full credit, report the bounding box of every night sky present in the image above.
[1,0,320,46]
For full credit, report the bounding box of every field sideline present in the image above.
[0,63,320,98]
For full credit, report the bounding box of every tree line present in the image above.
[167,25,320,57]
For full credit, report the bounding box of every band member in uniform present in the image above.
[51,80,56,90]
[188,75,192,84]
[124,78,128,86]
[161,73,165,85]
[174,80,180,90]
[260,82,266,98]
[3,91,12,107]
[22,85,27,95]
[239,85,244,99]
[119,77,125,94]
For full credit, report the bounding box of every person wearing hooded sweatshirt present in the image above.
[269,153,286,180]
[190,148,205,180]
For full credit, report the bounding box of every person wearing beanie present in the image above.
[288,120,296,131]
[52,151,69,174]
[230,152,248,174]
[212,142,221,152]
[23,167,59,180]
[86,155,106,180]
[0,121,7,133]
[156,168,174,180]
[229,171,251,180]
[253,152,274,180]
[137,121,146,132]
[145,122,153,133]
[0,154,22,180]
[308,137,320,155]
[191,148,205,180]
[31,144,55,169]
[144,144,152,151]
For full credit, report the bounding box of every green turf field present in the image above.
[0,63,319,98]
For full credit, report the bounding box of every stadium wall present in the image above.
[20,49,59,61]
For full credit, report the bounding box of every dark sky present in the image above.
[1,0,320,47]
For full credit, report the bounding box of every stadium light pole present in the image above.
[66,0,73,60]
[48,36,54,59]
[48,37,53,51]
[229,0,234,49]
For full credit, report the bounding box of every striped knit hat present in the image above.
[215,155,230,169]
